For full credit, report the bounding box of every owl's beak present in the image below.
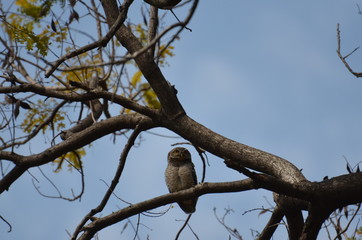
[172,151,183,160]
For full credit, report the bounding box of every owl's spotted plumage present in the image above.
[165,147,198,214]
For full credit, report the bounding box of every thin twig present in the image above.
[32,157,85,202]
[192,145,207,183]
[175,214,193,240]
[343,46,360,60]
[0,214,12,232]
[132,215,141,240]
[214,207,243,240]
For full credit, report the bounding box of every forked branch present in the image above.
[336,23,362,77]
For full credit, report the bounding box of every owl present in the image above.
[165,147,198,214]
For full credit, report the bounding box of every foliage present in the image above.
[20,99,65,134]
[1,0,67,56]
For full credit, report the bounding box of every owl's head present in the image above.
[168,147,191,162]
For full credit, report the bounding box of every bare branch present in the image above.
[300,203,334,240]
[214,207,244,240]
[0,83,159,119]
[32,156,85,202]
[0,214,12,232]
[78,179,257,240]
[336,23,362,78]
[174,214,193,240]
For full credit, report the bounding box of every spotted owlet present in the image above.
[165,147,198,214]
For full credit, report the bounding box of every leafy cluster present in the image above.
[20,99,66,134]
[1,0,67,56]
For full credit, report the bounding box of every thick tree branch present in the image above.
[101,0,194,118]
[0,114,156,193]
[77,179,257,240]
[75,171,362,240]
[0,83,159,119]
[0,165,27,192]
[300,203,334,240]
[166,115,305,184]
[285,210,304,240]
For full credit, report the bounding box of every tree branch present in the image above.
[0,83,159,119]
[101,0,194,118]
[75,172,362,240]
[167,115,306,184]
[300,203,334,240]
[77,179,257,240]
[336,23,362,78]
[0,114,156,193]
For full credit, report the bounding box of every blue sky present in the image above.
[1,0,362,239]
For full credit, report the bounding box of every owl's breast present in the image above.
[165,164,183,192]
[165,163,196,193]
